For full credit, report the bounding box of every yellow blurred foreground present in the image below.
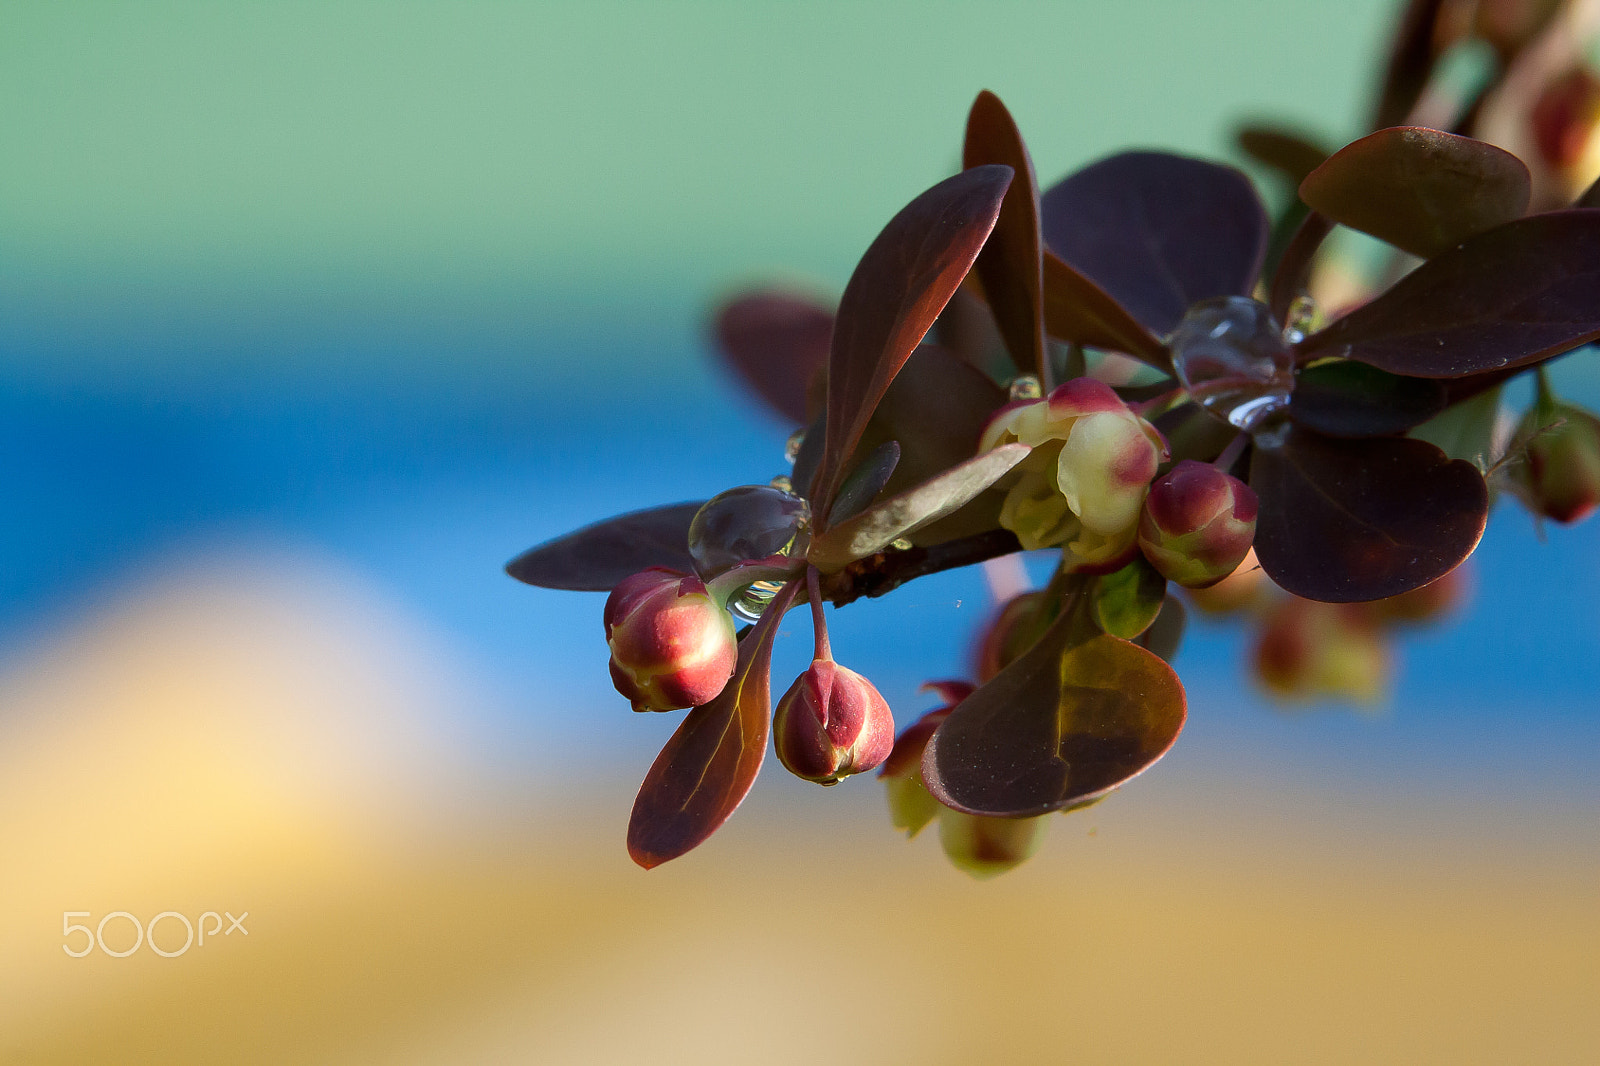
[0,552,1595,1064]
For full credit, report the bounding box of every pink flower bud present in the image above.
[1252,597,1389,705]
[774,659,895,784]
[1514,402,1600,524]
[981,378,1167,562]
[603,568,738,713]
[1137,460,1259,588]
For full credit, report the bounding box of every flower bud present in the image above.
[603,568,738,713]
[774,659,895,784]
[937,810,1046,880]
[1253,597,1389,705]
[1512,402,1600,524]
[1137,460,1259,588]
[1530,65,1600,203]
[981,378,1167,564]
[972,591,1048,682]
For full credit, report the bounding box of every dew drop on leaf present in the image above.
[1170,296,1295,431]
[1008,374,1043,401]
[688,485,812,588]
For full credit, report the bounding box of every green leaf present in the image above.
[1093,557,1168,639]
[807,443,1031,572]
[1298,127,1530,260]
[1408,386,1505,468]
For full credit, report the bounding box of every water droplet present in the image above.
[728,579,785,623]
[769,475,793,492]
[1282,294,1316,345]
[784,429,806,465]
[1169,296,1295,432]
[1008,375,1043,402]
[889,537,914,551]
[689,484,812,590]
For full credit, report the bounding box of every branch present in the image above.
[817,529,1024,607]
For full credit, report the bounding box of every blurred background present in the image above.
[1,2,1596,1062]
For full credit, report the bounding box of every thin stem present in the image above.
[806,566,832,661]
[1212,430,1250,475]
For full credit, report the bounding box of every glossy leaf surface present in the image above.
[964,91,1045,379]
[1093,557,1168,639]
[922,611,1186,817]
[1298,211,1600,377]
[1250,425,1487,602]
[1290,359,1447,437]
[1040,151,1268,335]
[627,581,799,868]
[1299,127,1530,260]
[808,444,1031,572]
[713,291,833,424]
[506,502,703,591]
[828,441,900,525]
[1040,252,1170,369]
[816,165,1013,513]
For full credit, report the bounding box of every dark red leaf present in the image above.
[627,580,800,868]
[1041,251,1171,370]
[506,502,703,591]
[1249,424,1487,602]
[964,91,1046,380]
[1237,124,1330,186]
[1578,176,1600,209]
[814,165,1013,517]
[1299,127,1531,260]
[1297,211,1600,377]
[845,343,1009,545]
[1040,151,1268,335]
[713,291,834,424]
[922,608,1186,818]
[1289,359,1447,437]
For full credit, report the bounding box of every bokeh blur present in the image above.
[2,2,1597,1062]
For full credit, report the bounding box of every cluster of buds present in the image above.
[981,378,1168,567]
[1189,554,1471,706]
[604,488,897,787]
